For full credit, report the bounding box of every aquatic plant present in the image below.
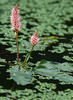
[22,31,39,66]
[11,4,21,64]
[8,4,40,85]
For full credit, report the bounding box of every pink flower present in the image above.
[11,4,21,32]
[30,31,39,46]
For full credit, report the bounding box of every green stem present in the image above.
[22,46,34,67]
[15,31,19,64]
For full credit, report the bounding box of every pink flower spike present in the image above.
[11,4,21,32]
[30,31,39,46]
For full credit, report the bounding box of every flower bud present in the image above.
[30,31,39,46]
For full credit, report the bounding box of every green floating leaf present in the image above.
[57,62,73,71]
[7,66,33,85]
[35,60,59,78]
[34,60,73,84]
[63,56,73,61]
[55,73,73,84]
[0,58,6,63]
[50,43,65,53]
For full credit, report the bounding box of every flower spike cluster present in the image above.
[11,4,21,32]
[30,31,39,46]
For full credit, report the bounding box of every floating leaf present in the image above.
[34,60,73,84]
[7,66,33,85]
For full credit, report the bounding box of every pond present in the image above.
[0,0,73,100]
